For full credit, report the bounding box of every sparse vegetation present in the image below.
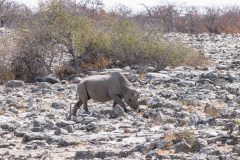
[6,0,240,81]
[137,4,240,34]
[0,1,240,159]
[8,0,208,81]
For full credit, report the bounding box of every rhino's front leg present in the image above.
[83,100,90,113]
[110,94,128,112]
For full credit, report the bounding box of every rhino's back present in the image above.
[81,72,127,85]
[77,72,129,102]
[79,74,119,102]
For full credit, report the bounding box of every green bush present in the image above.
[102,18,207,69]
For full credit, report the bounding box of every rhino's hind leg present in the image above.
[83,100,90,113]
[113,101,117,108]
[110,94,128,112]
[72,100,83,116]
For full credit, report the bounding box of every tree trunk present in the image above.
[68,44,81,74]
[0,18,4,27]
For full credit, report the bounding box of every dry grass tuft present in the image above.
[165,131,176,142]
[0,64,15,81]
[55,63,76,78]
[156,149,175,155]
[204,103,221,117]
[175,130,196,146]
[163,130,196,149]
[81,57,112,70]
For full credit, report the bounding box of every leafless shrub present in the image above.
[175,7,207,33]
[110,4,132,18]
[0,0,32,28]
[220,6,240,33]
[11,33,50,82]
[204,7,222,34]
[135,3,240,34]
[0,31,16,81]
[138,3,180,32]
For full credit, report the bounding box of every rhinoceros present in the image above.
[69,72,145,118]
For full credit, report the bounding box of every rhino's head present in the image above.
[124,88,140,110]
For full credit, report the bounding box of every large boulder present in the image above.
[200,72,218,81]
[5,80,25,88]
[22,133,46,143]
[36,74,60,84]
[232,145,240,156]
[174,140,192,153]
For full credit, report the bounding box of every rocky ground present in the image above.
[1,33,240,159]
